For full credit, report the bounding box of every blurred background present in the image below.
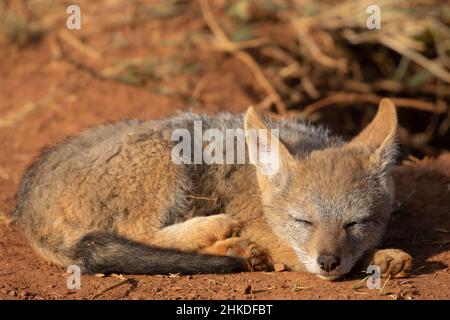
[0,0,449,201]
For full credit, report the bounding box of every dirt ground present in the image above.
[0,1,449,300]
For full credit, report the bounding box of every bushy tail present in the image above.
[70,231,243,275]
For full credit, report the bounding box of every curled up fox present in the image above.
[12,98,412,280]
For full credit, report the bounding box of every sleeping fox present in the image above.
[12,98,412,280]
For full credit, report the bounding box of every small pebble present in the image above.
[243,285,252,294]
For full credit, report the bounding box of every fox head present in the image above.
[245,99,398,280]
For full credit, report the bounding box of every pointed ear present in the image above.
[348,99,399,169]
[244,106,294,190]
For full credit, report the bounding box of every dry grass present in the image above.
[198,0,450,153]
[0,212,11,225]
[1,0,449,154]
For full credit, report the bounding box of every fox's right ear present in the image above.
[348,99,399,169]
[244,106,293,192]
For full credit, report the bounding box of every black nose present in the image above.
[317,255,340,272]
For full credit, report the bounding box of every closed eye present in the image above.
[345,221,358,228]
[345,218,370,229]
[293,217,313,226]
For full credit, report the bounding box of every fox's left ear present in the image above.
[348,99,399,169]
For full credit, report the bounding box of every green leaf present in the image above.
[227,0,251,21]
[231,25,253,42]
[407,70,433,88]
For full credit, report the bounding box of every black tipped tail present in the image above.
[70,231,243,275]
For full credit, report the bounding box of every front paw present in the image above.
[200,237,271,271]
[373,249,413,278]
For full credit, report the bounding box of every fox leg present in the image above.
[139,214,241,252]
[132,214,271,271]
[358,248,413,278]
[372,249,413,278]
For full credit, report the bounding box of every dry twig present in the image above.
[199,0,286,114]
[302,93,446,117]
